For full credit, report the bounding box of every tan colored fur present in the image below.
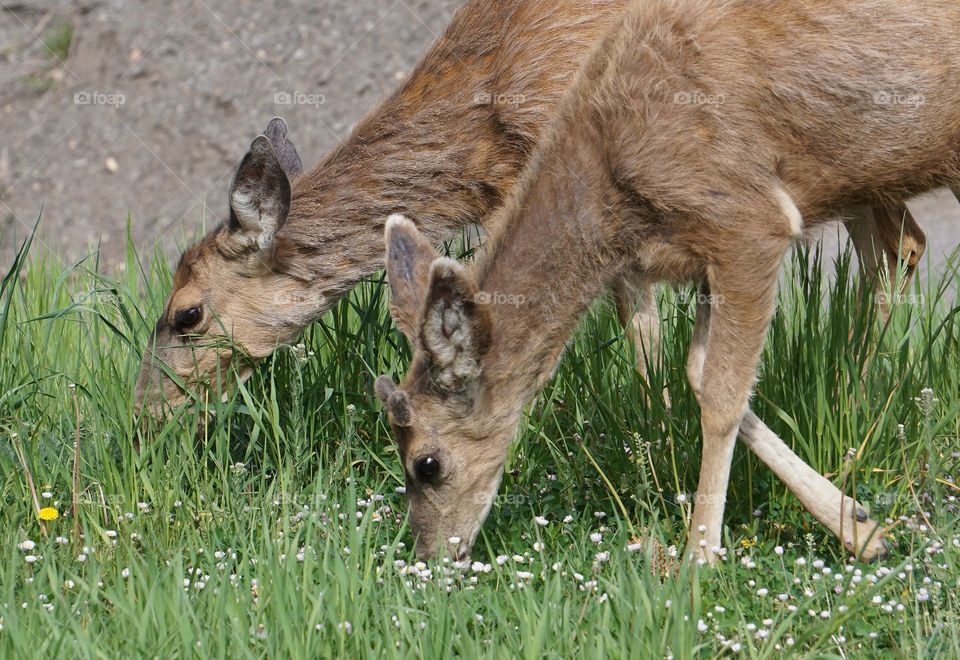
[134,0,921,425]
[379,0,959,562]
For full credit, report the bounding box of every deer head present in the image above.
[133,119,306,420]
[376,215,519,561]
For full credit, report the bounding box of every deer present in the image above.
[134,0,926,425]
[374,0,960,563]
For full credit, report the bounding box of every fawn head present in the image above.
[376,215,518,561]
[134,119,305,421]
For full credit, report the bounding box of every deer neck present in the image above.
[475,132,630,409]
[264,0,624,323]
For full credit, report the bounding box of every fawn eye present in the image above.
[174,306,202,330]
[414,456,441,482]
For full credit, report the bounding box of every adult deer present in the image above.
[375,0,959,562]
[134,0,923,421]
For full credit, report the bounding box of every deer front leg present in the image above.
[685,286,889,560]
[685,259,783,562]
[737,412,889,560]
[613,277,669,407]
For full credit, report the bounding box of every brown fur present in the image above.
[379,0,959,561]
[135,0,925,424]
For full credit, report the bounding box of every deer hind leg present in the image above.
[613,276,670,407]
[845,203,926,322]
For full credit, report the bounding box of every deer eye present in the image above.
[414,456,441,482]
[174,305,202,330]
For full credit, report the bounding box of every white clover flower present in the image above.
[590,532,602,544]
[24,555,38,563]
[595,552,609,562]
[18,540,35,551]
[121,568,130,578]
[562,515,573,523]
[774,545,784,556]
[534,516,549,526]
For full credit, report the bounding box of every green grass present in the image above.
[41,21,74,63]
[1,221,958,658]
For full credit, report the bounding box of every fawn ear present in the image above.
[420,257,492,394]
[384,214,437,344]
[228,135,291,251]
[263,117,303,178]
[374,375,412,427]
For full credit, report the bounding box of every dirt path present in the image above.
[1,0,957,286]
[1,0,460,267]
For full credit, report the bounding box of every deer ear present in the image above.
[384,214,438,344]
[228,135,291,251]
[374,375,411,426]
[420,257,492,394]
[263,117,303,178]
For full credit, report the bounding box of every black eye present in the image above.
[414,456,440,482]
[174,306,202,330]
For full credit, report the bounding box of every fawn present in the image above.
[134,0,923,429]
[375,0,960,562]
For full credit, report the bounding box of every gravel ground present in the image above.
[1,0,460,266]
[0,0,957,283]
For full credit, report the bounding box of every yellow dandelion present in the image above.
[38,507,59,521]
